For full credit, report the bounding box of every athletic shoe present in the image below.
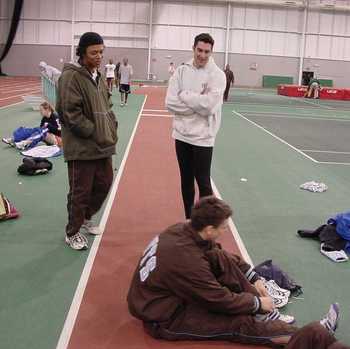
[273,296,289,309]
[265,279,291,298]
[120,102,124,107]
[278,314,295,324]
[2,137,15,146]
[65,232,88,250]
[124,102,128,106]
[81,220,101,235]
[256,309,295,324]
[15,139,32,150]
[264,280,290,309]
[320,303,340,334]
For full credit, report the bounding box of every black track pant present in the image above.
[175,139,213,218]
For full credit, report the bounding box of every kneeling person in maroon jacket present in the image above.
[127,196,346,348]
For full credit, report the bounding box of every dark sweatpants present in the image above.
[223,83,230,101]
[144,249,298,347]
[66,157,113,237]
[175,139,213,219]
[146,320,346,349]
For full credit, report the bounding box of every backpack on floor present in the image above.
[17,157,53,176]
[0,193,19,221]
[254,259,302,296]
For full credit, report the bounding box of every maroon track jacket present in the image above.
[127,222,261,323]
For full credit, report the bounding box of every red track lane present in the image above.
[67,87,265,349]
[0,77,41,108]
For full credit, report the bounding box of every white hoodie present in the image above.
[165,57,226,147]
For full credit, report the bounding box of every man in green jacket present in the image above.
[56,32,118,250]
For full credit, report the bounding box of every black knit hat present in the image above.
[78,32,104,48]
[76,32,104,58]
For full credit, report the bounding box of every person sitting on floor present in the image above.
[2,101,61,150]
[127,196,345,348]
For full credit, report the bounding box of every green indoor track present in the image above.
[0,94,144,349]
[213,88,350,343]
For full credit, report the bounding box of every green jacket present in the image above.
[308,78,320,87]
[56,63,118,161]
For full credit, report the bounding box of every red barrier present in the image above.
[277,85,307,97]
[277,84,350,101]
[343,89,350,101]
[319,88,345,100]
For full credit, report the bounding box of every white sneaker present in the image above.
[124,102,128,106]
[2,137,14,146]
[65,232,88,250]
[273,296,289,309]
[256,309,295,324]
[265,280,290,298]
[15,139,32,150]
[81,220,101,235]
[278,314,295,324]
[320,303,340,334]
[263,279,291,298]
[120,102,124,107]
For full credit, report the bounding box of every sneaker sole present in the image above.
[330,303,340,331]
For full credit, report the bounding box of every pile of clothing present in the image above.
[298,211,350,263]
[300,181,328,193]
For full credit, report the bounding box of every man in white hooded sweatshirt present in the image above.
[165,33,226,218]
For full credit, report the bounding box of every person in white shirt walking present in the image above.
[119,58,133,106]
[105,59,116,93]
[165,33,226,218]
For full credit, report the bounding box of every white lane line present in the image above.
[238,110,350,120]
[232,110,319,163]
[228,102,349,112]
[301,149,350,154]
[0,82,41,88]
[239,112,350,123]
[0,83,40,89]
[0,87,42,93]
[0,90,41,101]
[211,180,253,266]
[0,101,25,109]
[142,113,172,118]
[317,161,350,165]
[55,95,147,349]
[227,102,316,110]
